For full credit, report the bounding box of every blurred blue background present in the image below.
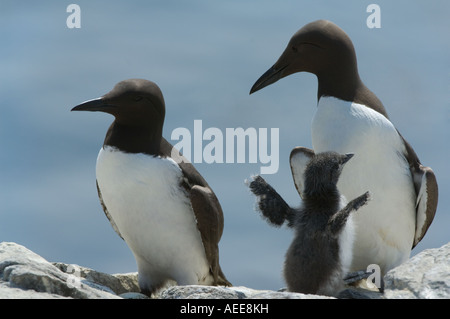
[1,1,449,290]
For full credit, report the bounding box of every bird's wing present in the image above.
[289,146,315,198]
[412,165,438,248]
[398,133,438,249]
[159,138,231,286]
[159,138,209,186]
[190,185,230,286]
[96,180,124,240]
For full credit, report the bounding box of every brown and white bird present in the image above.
[72,79,230,295]
[250,20,438,276]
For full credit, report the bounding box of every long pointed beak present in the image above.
[71,97,116,112]
[249,64,288,95]
[343,153,354,164]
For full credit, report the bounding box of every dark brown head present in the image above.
[250,20,386,115]
[72,79,166,155]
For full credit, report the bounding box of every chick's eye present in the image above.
[291,45,298,53]
[134,96,143,102]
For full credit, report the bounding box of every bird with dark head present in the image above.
[250,19,385,114]
[250,20,438,277]
[249,150,370,296]
[72,79,231,295]
[72,79,165,155]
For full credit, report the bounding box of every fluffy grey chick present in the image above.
[249,150,370,296]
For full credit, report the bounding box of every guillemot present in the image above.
[71,79,231,294]
[249,150,371,296]
[249,20,438,276]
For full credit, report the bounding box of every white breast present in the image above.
[96,146,211,288]
[337,195,354,275]
[312,97,416,274]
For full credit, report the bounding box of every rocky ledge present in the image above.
[0,241,448,299]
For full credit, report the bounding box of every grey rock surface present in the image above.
[0,242,121,299]
[160,285,333,299]
[383,242,450,299]
[0,241,449,299]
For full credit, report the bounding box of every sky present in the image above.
[1,1,449,291]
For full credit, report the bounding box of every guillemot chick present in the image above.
[249,150,370,296]
[71,79,230,295]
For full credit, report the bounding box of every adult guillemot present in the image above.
[250,20,438,276]
[71,79,231,294]
[249,150,370,296]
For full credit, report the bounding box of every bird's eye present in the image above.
[291,45,298,53]
[134,96,143,102]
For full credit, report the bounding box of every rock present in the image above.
[119,292,150,299]
[0,282,70,299]
[112,272,141,294]
[0,242,121,299]
[1,240,449,299]
[383,242,450,299]
[160,285,333,299]
[337,287,382,299]
[52,262,140,295]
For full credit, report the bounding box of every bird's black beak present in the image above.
[71,97,116,113]
[343,153,354,164]
[249,43,297,95]
[249,64,289,94]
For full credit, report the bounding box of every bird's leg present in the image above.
[343,270,372,284]
[343,268,385,293]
